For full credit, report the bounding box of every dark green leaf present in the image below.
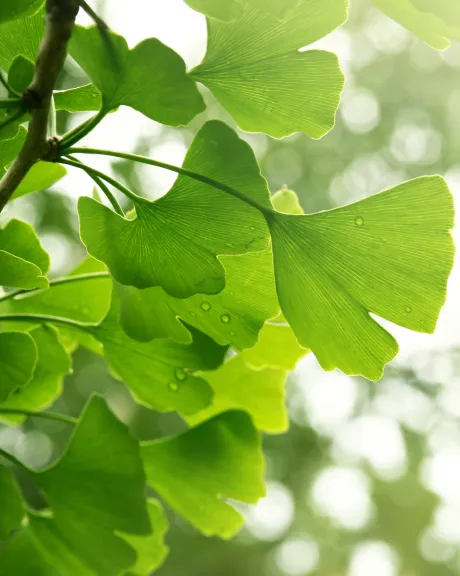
[269,176,454,380]
[8,55,34,93]
[0,530,56,576]
[0,467,25,540]
[0,0,43,25]
[0,331,37,402]
[79,120,270,297]
[191,0,347,138]
[69,26,204,125]
[142,410,265,538]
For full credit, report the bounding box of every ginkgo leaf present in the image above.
[241,321,307,370]
[142,410,265,538]
[0,6,43,71]
[272,187,304,215]
[12,162,67,200]
[118,247,279,349]
[120,500,169,576]
[0,325,71,423]
[186,354,289,433]
[0,468,25,540]
[79,120,270,298]
[87,296,227,415]
[0,127,25,171]
[191,0,347,138]
[0,0,42,25]
[54,84,102,113]
[69,26,204,126]
[0,530,55,576]
[0,331,37,402]
[0,219,49,289]
[183,0,242,20]
[268,176,454,380]
[32,395,151,576]
[369,0,460,50]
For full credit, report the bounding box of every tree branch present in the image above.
[0,0,79,214]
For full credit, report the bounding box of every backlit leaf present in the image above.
[0,0,43,25]
[79,120,270,297]
[191,0,347,138]
[69,26,204,126]
[0,7,43,71]
[268,176,454,380]
[54,84,102,113]
[142,410,265,538]
[0,331,37,402]
[0,468,25,540]
[12,162,67,200]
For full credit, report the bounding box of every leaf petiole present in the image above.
[0,409,77,425]
[0,313,95,332]
[59,107,107,149]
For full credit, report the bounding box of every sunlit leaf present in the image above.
[12,162,67,200]
[0,331,37,402]
[31,395,151,576]
[269,176,454,380]
[0,7,43,71]
[79,120,270,297]
[191,0,347,138]
[87,295,227,415]
[0,127,25,172]
[0,325,71,423]
[183,0,242,20]
[369,0,460,50]
[186,354,289,433]
[0,468,25,540]
[142,410,265,538]
[0,219,49,289]
[121,500,169,576]
[69,26,204,125]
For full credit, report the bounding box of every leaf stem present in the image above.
[64,154,124,215]
[0,271,110,304]
[0,107,26,132]
[66,147,274,216]
[0,447,28,470]
[0,313,94,332]
[0,98,23,109]
[0,409,77,425]
[58,157,141,204]
[60,107,107,149]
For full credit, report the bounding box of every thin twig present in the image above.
[0,0,80,214]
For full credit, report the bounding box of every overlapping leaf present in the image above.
[369,0,460,50]
[0,0,43,25]
[0,530,55,576]
[0,468,25,540]
[269,176,454,380]
[79,120,270,297]
[54,84,102,113]
[191,0,347,138]
[142,410,265,538]
[0,7,43,71]
[0,326,71,422]
[30,395,151,576]
[0,331,36,405]
[84,294,227,415]
[69,26,204,125]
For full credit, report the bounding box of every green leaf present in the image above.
[0,0,43,25]
[142,410,265,538]
[183,0,242,20]
[121,500,169,576]
[32,395,151,576]
[87,295,227,415]
[0,7,44,71]
[186,354,289,433]
[241,321,307,370]
[54,84,102,113]
[12,162,67,200]
[118,247,279,350]
[0,530,56,576]
[0,467,25,540]
[69,26,204,125]
[0,126,26,171]
[369,0,460,50]
[191,0,347,138]
[0,219,49,289]
[0,325,71,422]
[268,176,454,380]
[79,120,270,297]
[271,187,304,215]
[0,331,37,402]
[8,55,34,93]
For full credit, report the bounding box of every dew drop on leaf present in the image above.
[405,306,412,313]
[221,314,230,323]
[169,382,180,392]
[355,216,364,227]
[175,368,186,381]
[200,301,211,311]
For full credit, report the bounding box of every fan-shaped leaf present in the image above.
[0,331,37,402]
[0,468,25,540]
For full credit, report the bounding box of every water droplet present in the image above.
[221,314,230,324]
[405,306,412,313]
[355,216,364,227]
[168,382,179,392]
[200,301,211,312]
[175,368,186,381]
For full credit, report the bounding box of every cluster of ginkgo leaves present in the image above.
[0,0,457,574]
